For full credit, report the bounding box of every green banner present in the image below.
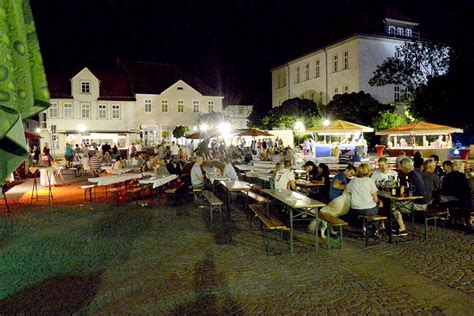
[0,0,50,183]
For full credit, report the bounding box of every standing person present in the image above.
[64,143,73,167]
[39,147,52,167]
[346,163,380,233]
[170,141,179,161]
[191,155,205,188]
[351,149,362,163]
[330,164,356,200]
[112,144,119,159]
[33,145,40,166]
[129,143,137,158]
[274,160,296,191]
[74,144,81,155]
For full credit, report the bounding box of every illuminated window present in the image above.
[49,103,58,118]
[193,100,200,112]
[177,100,184,112]
[98,104,107,119]
[333,55,338,72]
[296,66,300,83]
[81,103,90,118]
[305,64,310,80]
[315,60,320,77]
[388,26,396,34]
[405,29,412,37]
[81,81,90,93]
[112,104,120,119]
[161,100,168,112]
[63,103,72,118]
[397,27,404,36]
[343,51,349,69]
[145,99,152,112]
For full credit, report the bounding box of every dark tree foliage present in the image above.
[172,125,190,139]
[248,98,320,130]
[369,41,451,97]
[319,92,394,126]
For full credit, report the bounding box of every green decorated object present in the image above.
[0,0,49,183]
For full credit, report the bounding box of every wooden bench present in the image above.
[249,204,289,254]
[201,190,224,221]
[246,190,271,205]
[190,187,204,205]
[80,184,96,202]
[358,215,387,246]
[106,186,123,206]
[316,212,349,250]
[126,185,149,205]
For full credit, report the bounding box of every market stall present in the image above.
[375,122,463,161]
[307,120,373,157]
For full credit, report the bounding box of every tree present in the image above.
[369,41,451,97]
[319,92,394,127]
[172,125,190,139]
[249,98,321,130]
[372,111,409,131]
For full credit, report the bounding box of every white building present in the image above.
[271,8,420,108]
[222,105,253,129]
[40,61,225,156]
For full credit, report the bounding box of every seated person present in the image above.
[166,160,182,176]
[346,163,379,233]
[442,160,453,174]
[274,160,296,191]
[351,149,361,163]
[191,155,205,188]
[152,159,171,176]
[113,156,124,169]
[222,158,239,180]
[413,151,424,171]
[329,164,356,200]
[440,160,471,207]
[430,154,444,177]
[421,159,441,204]
[371,157,398,188]
[311,163,331,202]
[304,161,318,181]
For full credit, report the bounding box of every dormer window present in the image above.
[177,87,184,90]
[397,27,404,36]
[81,81,90,94]
[405,28,412,37]
[388,26,396,34]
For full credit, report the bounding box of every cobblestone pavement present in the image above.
[0,199,472,315]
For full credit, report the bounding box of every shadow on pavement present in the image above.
[172,252,242,315]
[0,274,101,314]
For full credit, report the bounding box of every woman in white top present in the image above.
[346,163,379,230]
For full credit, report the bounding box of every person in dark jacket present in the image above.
[440,161,472,207]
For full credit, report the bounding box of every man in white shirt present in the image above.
[191,155,205,188]
[223,158,239,180]
[371,157,398,188]
[274,160,296,190]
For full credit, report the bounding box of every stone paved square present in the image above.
[0,197,472,314]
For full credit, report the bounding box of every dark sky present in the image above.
[30,0,473,108]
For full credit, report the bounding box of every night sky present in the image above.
[30,0,473,109]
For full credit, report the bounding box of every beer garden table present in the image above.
[263,189,326,255]
[377,191,423,243]
[219,180,252,220]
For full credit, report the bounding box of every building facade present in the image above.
[40,62,225,156]
[222,105,253,129]
[271,10,419,108]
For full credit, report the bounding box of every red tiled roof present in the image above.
[385,7,417,23]
[45,66,136,101]
[121,61,219,96]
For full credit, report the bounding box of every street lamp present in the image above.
[200,123,208,132]
[35,127,41,134]
[77,124,87,133]
[218,122,231,136]
[323,119,330,127]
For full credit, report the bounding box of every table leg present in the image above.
[227,191,231,221]
[385,199,393,243]
[289,206,294,255]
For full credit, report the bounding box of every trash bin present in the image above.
[331,147,341,157]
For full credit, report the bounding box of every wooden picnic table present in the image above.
[88,173,143,187]
[263,189,325,254]
[139,174,177,189]
[377,191,423,243]
[219,180,252,220]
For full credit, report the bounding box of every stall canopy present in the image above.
[0,1,50,182]
[376,122,463,136]
[237,129,274,137]
[185,130,219,139]
[24,131,41,140]
[307,120,374,134]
